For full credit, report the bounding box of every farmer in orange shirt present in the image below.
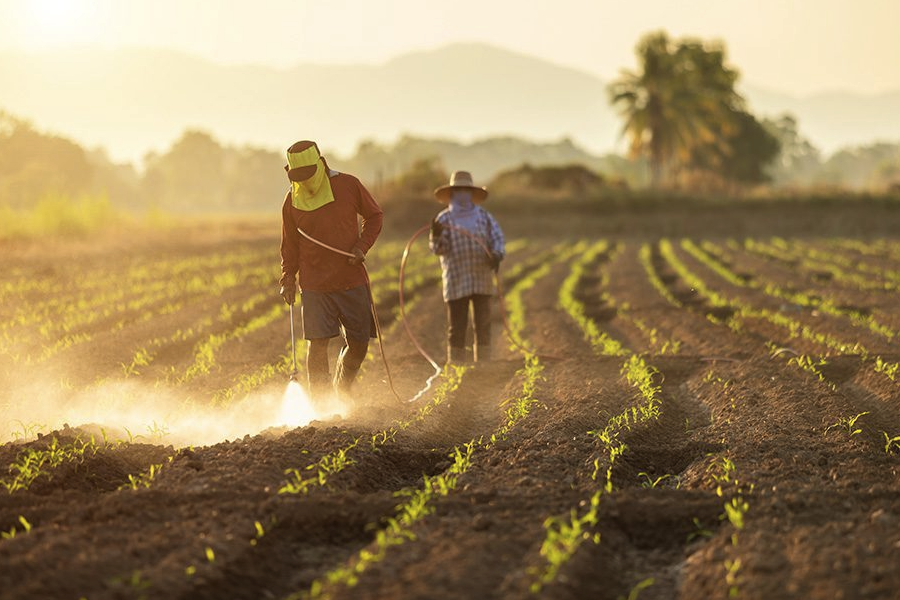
[279,140,384,402]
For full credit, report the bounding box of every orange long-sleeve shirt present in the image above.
[280,171,383,292]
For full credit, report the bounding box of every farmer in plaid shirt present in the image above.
[429,171,505,364]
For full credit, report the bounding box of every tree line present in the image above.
[1,30,898,212]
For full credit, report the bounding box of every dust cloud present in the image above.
[0,375,349,448]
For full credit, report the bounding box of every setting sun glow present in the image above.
[23,0,91,47]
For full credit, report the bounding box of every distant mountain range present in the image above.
[2,43,898,164]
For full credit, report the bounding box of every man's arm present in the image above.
[280,192,301,290]
[486,211,506,257]
[429,213,451,255]
[353,178,384,255]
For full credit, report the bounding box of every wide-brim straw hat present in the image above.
[434,170,489,203]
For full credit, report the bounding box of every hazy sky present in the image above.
[1,0,898,97]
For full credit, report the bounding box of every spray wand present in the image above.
[289,303,299,382]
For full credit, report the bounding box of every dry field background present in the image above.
[2,205,900,599]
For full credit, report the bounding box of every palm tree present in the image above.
[608,31,744,188]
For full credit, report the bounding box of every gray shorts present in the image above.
[300,284,376,341]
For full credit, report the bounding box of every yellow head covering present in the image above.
[286,142,336,212]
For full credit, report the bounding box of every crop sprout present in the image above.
[618,578,655,600]
[687,517,714,543]
[250,520,267,547]
[788,355,835,391]
[108,569,151,600]
[874,357,899,380]
[724,557,743,598]
[823,412,868,437]
[280,441,359,494]
[1,516,32,540]
[121,463,164,490]
[637,472,671,488]
[9,420,47,442]
[882,432,900,455]
[530,491,601,593]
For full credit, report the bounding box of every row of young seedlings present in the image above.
[297,246,581,599]
[668,240,900,385]
[797,237,900,285]
[119,292,268,380]
[0,244,274,324]
[659,241,900,455]
[831,238,900,265]
[529,242,667,594]
[6,264,278,365]
[737,238,900,293]
[701,370,753,598]
[0,247,276,357]
[695,239,899,341]
[0,428,131,494]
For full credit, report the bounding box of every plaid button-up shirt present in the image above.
[429,206,506,301]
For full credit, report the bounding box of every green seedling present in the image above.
[724,496,749,534]
[618,578,655,600]
[2,436,100,493]
[874,357,899,380]
[706,456,738,496]
[10,420,46,442]
[146,421,170,440]
[531,491,601,593]
[687,517,714,542]
[638,472,671,488]
[1,516,31,540]
[725,557,742,597]
[882,431,900,455]
[824,412,868,437]
[121,463,163,490]
[788,354,834,389]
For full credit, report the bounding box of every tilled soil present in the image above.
[1,226,900,600]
